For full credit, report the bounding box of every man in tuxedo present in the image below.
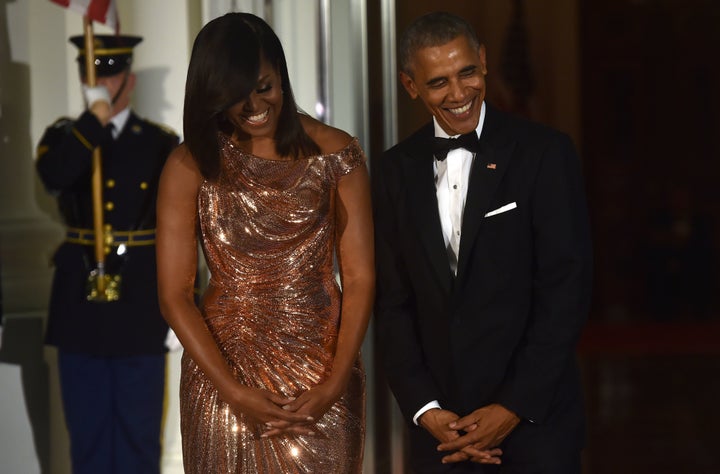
[372,12,592,473]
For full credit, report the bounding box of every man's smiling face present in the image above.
[400,35,487,136]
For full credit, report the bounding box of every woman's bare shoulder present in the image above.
[163,143,203,187]
[300,114,353,154]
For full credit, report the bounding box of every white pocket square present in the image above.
[484,202,517,217]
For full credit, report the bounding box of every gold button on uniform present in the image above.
[106,179,115,188]
[105,201,114,211]
[140,181,148,190]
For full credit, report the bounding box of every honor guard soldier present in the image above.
[36,34,179,474]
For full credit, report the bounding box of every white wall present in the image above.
[29,0,193,144]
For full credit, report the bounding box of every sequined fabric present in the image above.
[181,134,366,473]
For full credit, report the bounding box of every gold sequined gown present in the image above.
[181,134,366,473]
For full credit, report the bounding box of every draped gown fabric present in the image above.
[181,134,367,473]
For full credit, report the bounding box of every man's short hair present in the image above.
[398,11,481,76]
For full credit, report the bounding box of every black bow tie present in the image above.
[432,132,479,161]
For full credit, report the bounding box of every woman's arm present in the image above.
[330,162,375,388]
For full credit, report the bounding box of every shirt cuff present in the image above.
[413,400,441,426]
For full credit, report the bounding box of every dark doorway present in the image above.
[582,0,720,324]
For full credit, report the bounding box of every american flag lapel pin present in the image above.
[486,163,497,169]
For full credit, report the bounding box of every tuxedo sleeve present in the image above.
[496,133,592,423]
[372,152,443,423]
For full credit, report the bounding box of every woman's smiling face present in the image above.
[225,58,283,140]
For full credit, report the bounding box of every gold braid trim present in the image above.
[66,227,156,247]
[71,127,94,151]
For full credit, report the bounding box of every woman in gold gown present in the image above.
[156,13,373,473]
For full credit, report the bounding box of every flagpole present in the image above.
[83,15,108,298]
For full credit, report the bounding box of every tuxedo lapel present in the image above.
[456,108,515,282]
[402,130,454,294]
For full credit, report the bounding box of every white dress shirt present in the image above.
[109,107,130,140]
[413,101,486,425]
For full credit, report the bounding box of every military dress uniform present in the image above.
[36,34,179,474]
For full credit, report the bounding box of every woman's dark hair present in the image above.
[398,11,481,77]
[183,13,320,179]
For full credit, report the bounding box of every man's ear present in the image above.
[478,44,488,76]
[127,72,137,92]
[399,71,419,100]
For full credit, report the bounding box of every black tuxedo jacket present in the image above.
[372,103,592,469]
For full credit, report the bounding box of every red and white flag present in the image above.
[50,0,120,33]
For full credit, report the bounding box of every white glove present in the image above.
[164,328,183,352]
[82,85,111,108]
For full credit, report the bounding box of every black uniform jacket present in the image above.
[37,110,179,356]
[372,103,593,466]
